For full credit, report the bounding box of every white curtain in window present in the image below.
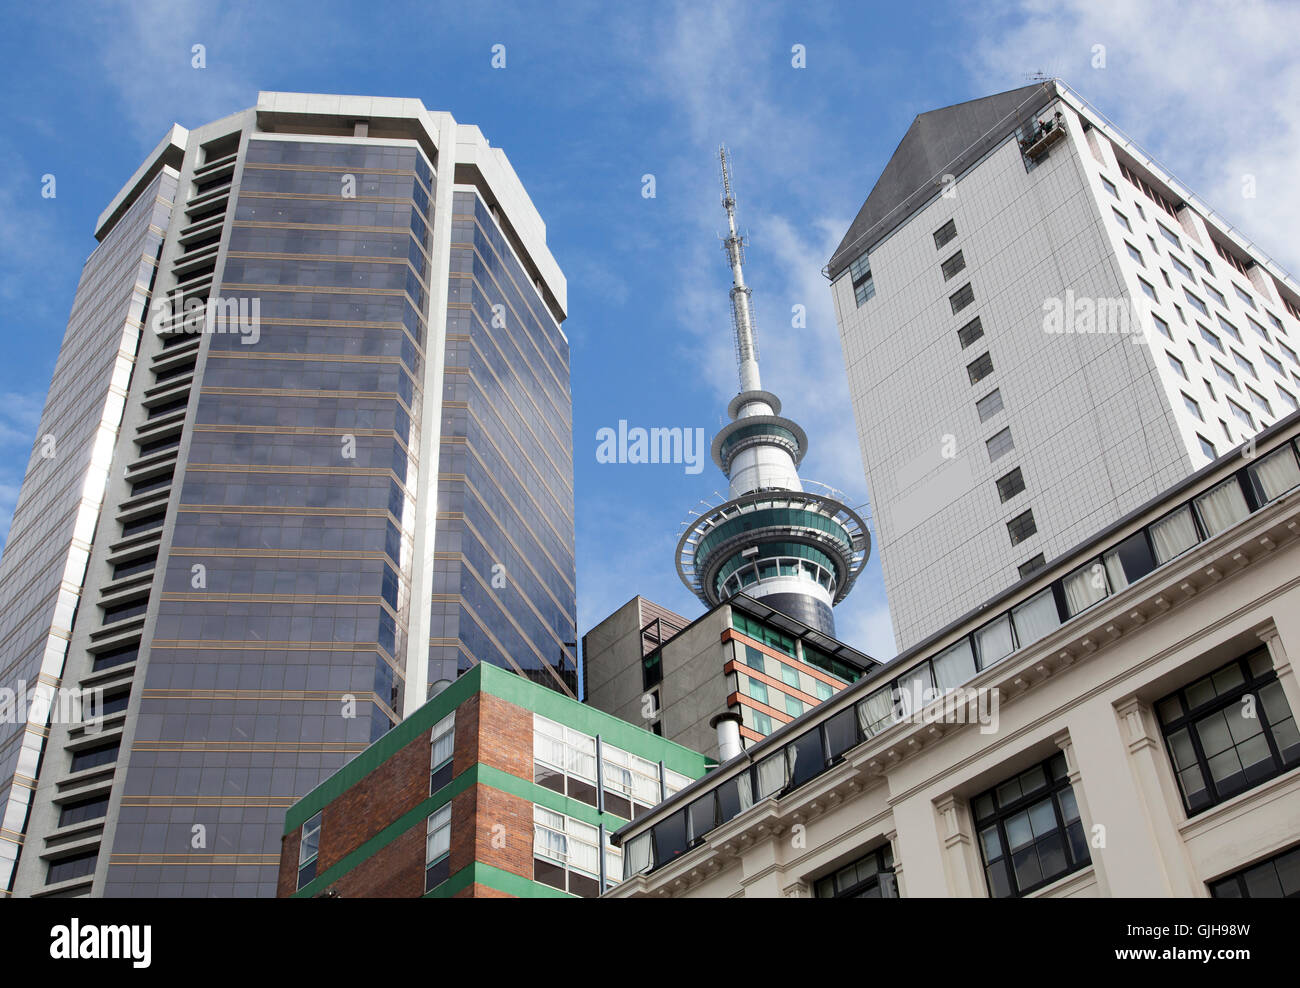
[427,806,451,863]
[567,821,600,876]
[568,731,597,781]
[1012,589,1060,646]
[624,832,652,876]
[1150,507,1199,563]
[1251,446,1300,501]
[432,728,455,769]
[974,615,1014,669]
[856,688,895,737]
[1103,550,1128,593]
[1063,561,1108,616]
[736,771,754,811]
[1195,478,1249,536]
[756,751,788,798]
[932,639,977,692]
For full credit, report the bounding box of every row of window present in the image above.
[533,713,692,820]
[1106,166,1300,451]
[624,440,1300,891]
[941,218,1040,558]
[627,643,1297,898]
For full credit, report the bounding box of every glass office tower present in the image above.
[0,94,573,897]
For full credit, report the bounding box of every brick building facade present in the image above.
[277,662,710,897]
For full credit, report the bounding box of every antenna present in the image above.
[719,146,761,393]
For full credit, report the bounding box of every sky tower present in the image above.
[675,148,869,637]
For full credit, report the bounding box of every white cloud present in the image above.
[963,0,1300,274]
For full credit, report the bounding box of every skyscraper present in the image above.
[0,93,574,897]
[828,79,1300,651]
[676,149,870,638]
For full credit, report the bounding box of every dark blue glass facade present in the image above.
[107,140,433,895]
[433,191,576,696]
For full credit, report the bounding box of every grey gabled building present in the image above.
[0,93,574,897]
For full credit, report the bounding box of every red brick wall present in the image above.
[329,820,425,898]
[277,685,540,898]
[475,692,532,780]
[316,728,431,876]
[276,831,301,898]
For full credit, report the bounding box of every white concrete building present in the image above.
[829,80,1300,651]
[607,413,1300,898]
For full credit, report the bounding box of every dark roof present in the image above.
[827,82,1056,279]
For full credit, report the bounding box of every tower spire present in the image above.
[675,148,870,640]
[720,147,761,394]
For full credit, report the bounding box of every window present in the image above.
[1261,350,1284,376]
[1203,377,1216,400]
[534,806,601,897]
[1211,360,1237,390]
[1197,435,1216,460]
[1138,277,1157,302]
[1247,386,1272,417]
[975,753,1090,898]
[950,282,975,314]
[1100,175,1119,199]
[815,845,898,898]
[1125,242,1144,267]
[1173,303,1186,324]
[1018,554,1046,579]
[1210,845,1300,898]
[1279,340,1298,365]
[957,316,984,349]
[1006,510,1036,546]
[1191,250,1213,274]
[1134,201,1146,220]
[642,650,662,689]
[1152,314,1172,339]
[47,851,98,886]
[1169,254,1193,281]
[424,804,452,891]
[1185,289,1209,317]
[941,250,967,281]
[1157,222,1182,250]
[533,715,598,808]
[1166,352,1187,379]
[601,743,661,818]
[430,711,455,793]
[1181,392,1203,421]
[986,427,1014,462]
[1203,282,1227,309]
[933,218,957,249]
[1157,647,1299,816]
[976,388,1004,422]
[1234,283,1257,310]
[1193,476,1249,536]
[1216,315,1242,343]
[850,252,875,306]
[298,812,321,890]
[784,694,803,717]
[1278,384,1299,411]
[1231,350,1256,380]
[1112,208,1131,232]
[1266,310,1284,332]
[967,352,994,385]
[1198,324,1223,353]
[996,467,1026,502]
[70,742,118,773]
[1227,397,1254,428]
[58,795,110,829]
[732,611,796,656]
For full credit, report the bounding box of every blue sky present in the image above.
[1,0,1297,663]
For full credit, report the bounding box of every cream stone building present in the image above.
[607,413,1300,898]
